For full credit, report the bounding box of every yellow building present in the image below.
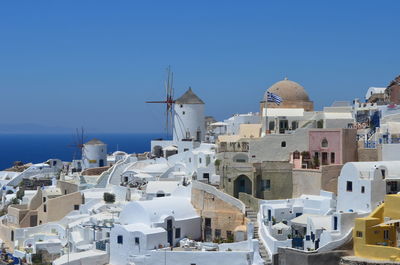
[354,194,400,262]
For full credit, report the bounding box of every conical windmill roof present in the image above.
[84,138,105,145]
[175,87,204,104]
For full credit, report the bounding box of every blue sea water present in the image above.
[0,133,168,170]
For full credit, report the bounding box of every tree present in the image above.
[103,192,115,203]
[11,198,19,205]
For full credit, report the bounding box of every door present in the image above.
[204,218,212,241]
[239,179,246,193]
[268,209,272,222]
[167,219,173,247]
[203,173,210,183]
[322,152,328,165]
[279,120,288,134]
[334,216,338,230]
[99,159,104,167]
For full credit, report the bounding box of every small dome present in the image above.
[265,78,310,102]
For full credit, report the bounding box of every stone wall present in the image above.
[260,161,293,200]
[358,148,378,162]
[292,169,321,197]
[275,247,349,265]
[320,164,342,194]
[292,165,342,197]
[238,192,260,211]
[340,256,400,265]
[191,183,247,242]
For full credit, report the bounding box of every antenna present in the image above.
[146,66,175,136]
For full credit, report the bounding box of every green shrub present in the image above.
[103,192,115,203]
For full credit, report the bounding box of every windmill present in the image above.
[146,66,175,136]
[68,127,85,160]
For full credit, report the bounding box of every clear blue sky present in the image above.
[0,0,399,133]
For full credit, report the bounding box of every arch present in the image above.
[293,150,300,160]
[321,138,328,148]
[233,153,248,163]
[234,175,252,198]
[153,146,163,158]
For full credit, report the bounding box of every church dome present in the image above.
[265,78,310,102]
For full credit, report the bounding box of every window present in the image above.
[74,205,79,210]
[346,181,353,192]
[321,138,328,148]
[361,186,365,193]
[293,151,300,159]
[117,235,123,244]
[381,169,386,179]
[281,141,286,148]
[226,231,232,239]
[261,179,271,191]
[189,158,192,163]
[182,111,185,115]
[206,156,211,166]
[205,218,211,227]
[11,231,14,241]
[277,229,282,235]
[384,230,389,240]
[356,231,363,238]
[330,152,335,164]
[215,229,221,238]
[175,228,181,238]
[184,148,189,152]
[135,237,140,245]
[291,121,298,130]
[43,204,47,212]
[43,197,46,203]
[269,121,275,131]
[180,104,183,108]
[106,232,110,238]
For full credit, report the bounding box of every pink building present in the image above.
[309,128,358,166]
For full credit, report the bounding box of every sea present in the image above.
[0,133,168,170]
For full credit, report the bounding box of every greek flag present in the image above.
[267,92,283,105]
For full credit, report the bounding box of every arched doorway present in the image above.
[234,175,252,198]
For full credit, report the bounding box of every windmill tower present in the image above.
[82,138,107,169]
[146,67,206,143]
[173,87,205,142]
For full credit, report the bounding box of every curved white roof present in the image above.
[341,161,400,179]
[119,196,198,225]
[365,87,385,100]
[112,151,128,156]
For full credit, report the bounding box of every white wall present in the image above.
[173,103,205,142]
[382,144,400,161]
[82,144,107,169]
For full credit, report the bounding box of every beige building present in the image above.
[1,181,83,250]
[191,181,248,242]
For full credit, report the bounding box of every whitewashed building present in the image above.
[82,139,107,169]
